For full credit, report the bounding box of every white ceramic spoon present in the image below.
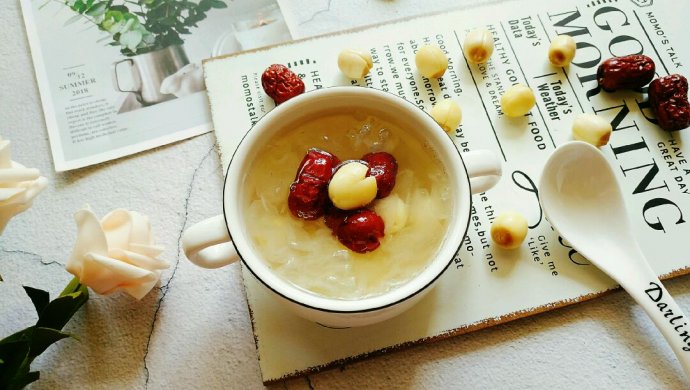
[539,141,690,378]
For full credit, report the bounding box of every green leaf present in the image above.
[175,26,190,34]
[1,326,74,362]
[72,0,87,13]
[197,0,212,12]
[0,328,32,346]
[36,288,88,331]
[209,0,227,9]
[22,287,49,316]
[109,5,130,13]
[85,2,108,17]
[15,371,40,389]
[96,34,112,43]
[64,14,83,26]
[27,328,72,361]
[120,30,143,52]
[0,278,87,389]
[0,340,30,390]
[159,17,177,27]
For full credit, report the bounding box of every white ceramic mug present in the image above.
[182,87,502,327]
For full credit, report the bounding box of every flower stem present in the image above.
[59,276,84,297]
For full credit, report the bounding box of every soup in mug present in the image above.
[243,111,452,300]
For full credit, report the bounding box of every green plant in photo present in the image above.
[0,278,88,390]
[44,0,228,56]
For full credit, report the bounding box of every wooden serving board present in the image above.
[203,0,690,382]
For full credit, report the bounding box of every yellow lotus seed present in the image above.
[463,28,494,64]
[415,45,448,79]
[548,35,577,67]
[491,211,528,250]
[430,99,462,133]
[572,113,612,147]
[500,84,536,117]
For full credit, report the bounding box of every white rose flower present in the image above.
[0,136,48,234]
[67,206,169,300]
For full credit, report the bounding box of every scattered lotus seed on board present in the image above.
[463,28,494,64]
[430,99,462,133]
[548,35,576,67]
[571,113,612,147]
[338,48,373,79]
[491,211,528,250]
[415,45,448,78]
[500,84,535,117]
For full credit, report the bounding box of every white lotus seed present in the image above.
[500,84,536,117]
[415,45,448,79]
[328,162,378,210]
[374,194,408,234]
[338,48,373,79]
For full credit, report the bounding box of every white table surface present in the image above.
[1,0,689,388]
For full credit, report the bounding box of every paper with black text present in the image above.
[204,0,689,382]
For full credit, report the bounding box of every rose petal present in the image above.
[109,248,168,271]
[80,252,159,300]
[66,207,109,277]
[0,203,30,234]
[0,187,25,202]
[129,242,165,258]
[101,209,134,250]
[122,273,162,300]
[68,206,166,300]
[127,211,154,246]
[0,141,47,234]
[0,139,11,167]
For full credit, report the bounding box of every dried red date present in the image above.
[288,149,340,220]
[597,55,655,92]
[335,209,385,253]
[261,64,305,104]
[324,203,351,232]
[362,152,398,198]
[648,74,690,132]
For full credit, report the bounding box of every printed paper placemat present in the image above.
[203,0,690,383]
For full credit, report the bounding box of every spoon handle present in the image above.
[622,269,690,379]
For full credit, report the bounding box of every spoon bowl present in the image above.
[539,141,690,379]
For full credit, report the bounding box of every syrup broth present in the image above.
[243,111,452,300]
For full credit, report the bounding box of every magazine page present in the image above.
[20,0,291,171]
[276,0,485,39]
[204,0,689,382]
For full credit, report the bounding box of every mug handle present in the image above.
[181,214,239,269]
[112,59,140,93]
[462,150,502,194]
